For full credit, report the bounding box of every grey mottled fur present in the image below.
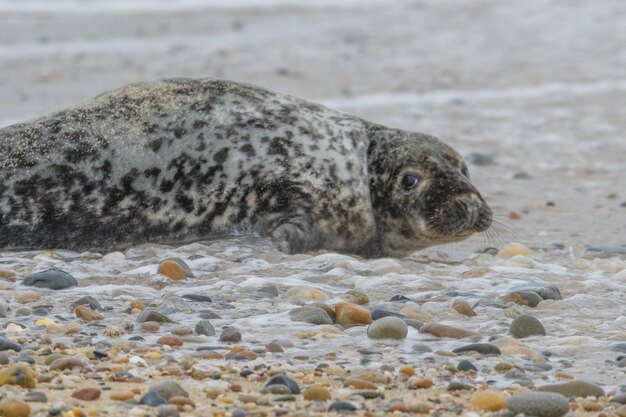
[0,79,491,257]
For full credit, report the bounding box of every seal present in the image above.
[0,78,492,257]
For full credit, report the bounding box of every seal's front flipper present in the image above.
[271,219,311,254]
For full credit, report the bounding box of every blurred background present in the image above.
[1,0,625,248]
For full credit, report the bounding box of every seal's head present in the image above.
[367,127,492,257]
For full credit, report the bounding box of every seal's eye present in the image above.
[401,173,420,191]
[461,166,470,178]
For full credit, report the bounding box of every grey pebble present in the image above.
[157,405,180,417]
[537,380,605,398]
[254,285,279,298]
[261,385,291,395]
[367,316,408,339]
[149,380,189,399]
[220,328,242,343]
[506,391,570,417]
[289,306,333,325]
[273,395,296,402]
[510,314,546,338]
[611,392,626,404]
[328,401,357,411]
[0,300,9,317]
[512,284,562,300]
[610,343,626,353]
[72,295,102,311]
[139,390,167,407]
[16,352,35,364]
[231,408,247,417]
[0,336,21,352]
[157,296,194,315]
[15,307,31,316]
[371,305,407,320]
[195,320,216,336]
[181,294,212,302]
[453,343,501,355]
[389,294,411,302]
[0,352,10,364]
[506,290,543,307]
[264,374,300,394]
[137,309,175,323]
[457,360,478,372]
[24,391,48,402]
[22,268,77,290]
[412,344,432,354]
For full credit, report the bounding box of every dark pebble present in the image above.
[240,369,254,377]
[353,391,384,399]
[22,268,77,290]
[412,344,432,354]
[273,395,296,402]
[137,310,175,323]
[181,294,212,303]
[389,294,411,302]
[453,343,501,355]
[585,244,626,255]
[24,391,48,402]
[505,290,543,307]
[195,320,216,336]
[265,374,300,394]
[139,390,167,407]
[0,336,22,352]
[328,401,357,412]
[457,360,478,372]
[371,305,407,320]
[128,336,145,341]
[232,408,247,417]
[198,310,221,319]
[33,307,50,316]
[220,328,242,342]
[512,284,562,300]
[48,408,62,416]
[510,314,546,338]
[16,353,35,364]
[72,296,102,311]
[93,350,108,359]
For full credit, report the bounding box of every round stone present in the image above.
[195,320,216,336]
[453,343,501,355]
[498,242,533,257]
[471,391,506,411]
[419,323,475,339]
[510,314,546,338]
[505,290,543,307]
[137,310,175,323]
[457,360,478,372]
[158,258,194,280]
[0,337,21,352]
[22,268,77,290]
[367,316,408,339]
[342,290,369,305]
[74,305,104,322]
[220,328,242,343]
[71,388,101,401]
[302,386,332,401]
[289,306,333,325]
[0,398,31,417]
[0,365,35,387]
[328,401,357,412]
[149,380,189,400]
[264,374,300,394]
[71,295,102,311]
[335,302,372,326]
[286,285,328,300]
[140,390,167,407]
[506,391,570,417]
[452,299,477,316]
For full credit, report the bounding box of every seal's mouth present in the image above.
[422,195,492,239]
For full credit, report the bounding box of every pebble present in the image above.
[370,305,407,320]
[24,391,47,403]
[49,357,86,371]
[157,405,180,417]
[452,299,477,316]
[0,337,21,352]
[366,316,408,339]
[412,344,432,354]
[72,295,102,310]
[140,390,167,407]
[195,320,216,336]
[141,321,160,332]
[0,364,36,387]
[453,343,501,355]
[457,360,478,372]
[158,258,194,280]
[335,302,372,326]
[498,242,533,257]
[265,342,284,353]
[399,306,433,322]
[71,387,101,401]
[510,314,546,338]
[610,343,626,353]
[448,381,474,391]
[612,392,626,404]
[343,379,377,390]
[513,284,562,300]
[537,380,605,398]
[231,408,246,417]
[22,268,77,289]
[0,398,31,417]
[157,335,183,347]
[220,328,242,342]
[328,401,357,411]
[286,285,328,300]
[471,391,506,411]
[506,391,570,417]
[390,294,411,302]
[137,310,175,323]
[289,306,333,325]
[150,380,189,399]
[264,374,300,394]
[302,386,332,401]
[75,304,104,321]
[181,294,212,302]
[342,290,369,305]
[15,291,40,303]
[308,302,336,321]
[419,323,475,339]
[110,391,134,401]
[254,285,279,298]
[505,290,543,307]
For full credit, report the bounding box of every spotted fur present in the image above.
[0,79,491,257]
